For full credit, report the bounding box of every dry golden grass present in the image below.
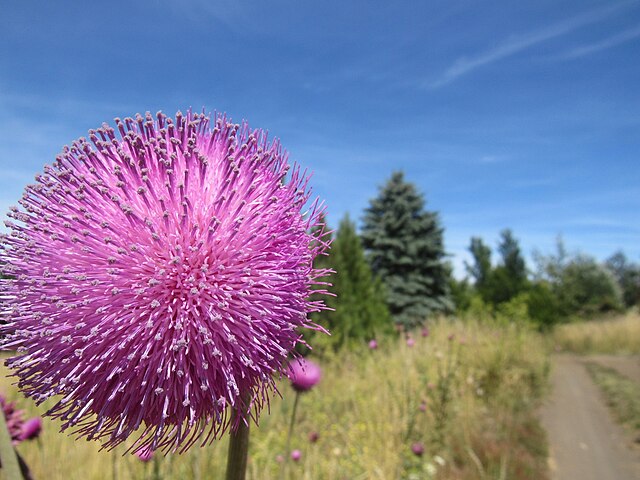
[1,318,549,480]
[552,311,640,354]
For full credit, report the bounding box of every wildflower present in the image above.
[411,442,424,456]
[368,339,378,350]
[406,337,415,347]
[135,446,155,462]
[275,454,285,463]
[0,394,42,445]
[308,431,319,443]
[19,417,43,441]
[419,401,427,412]
[421,327,430,338]
[288,358,322,392]
[290,449,302,462]
[0,110,330,453]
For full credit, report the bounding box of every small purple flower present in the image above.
[421,327,430,338]
[0,394,26,445]
[411,442,424,456]
[288,358,322,392]
[275,454,285,463]
[0,110,330,453]
[135,446,155,462]
[308,431,319,443]
[290,449,302,462]
[368,339,378,350]
[406,337,415,348]
[419,401,427,412]
[19,417,43,441]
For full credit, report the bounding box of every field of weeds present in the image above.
[1,318,550,480]
[552,311,640,354]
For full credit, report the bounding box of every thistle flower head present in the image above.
[0,110,330,453]
[19,417,43,441]
[287,358,321,392]
[0,394,42,445]
[411,442,424,456]
[135,446,155,462]
[368,339,378,350]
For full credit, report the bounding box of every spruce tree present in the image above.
[361,171,452,327]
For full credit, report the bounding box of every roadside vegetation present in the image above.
[552,312,640,354]
[585,362,640,440]
[1,318,549,480]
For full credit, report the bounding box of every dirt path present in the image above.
[540,354,640,480]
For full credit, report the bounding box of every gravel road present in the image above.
[540,354,640,480]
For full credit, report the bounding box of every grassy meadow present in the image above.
[1,318,550,480]
[551,311,640,354]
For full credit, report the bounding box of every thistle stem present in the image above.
[225,408,250,480]
[0,405,22,480]
[280,390,301,479]
[285,391,301,458]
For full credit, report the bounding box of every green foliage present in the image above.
[524,281,560,329]
[310,214,392,350]
[555,255,624,317]
[465,237,492,288]
[449,275,474,312]
[361,171,452,327]
[463,230,529,311]
[605,251,640,308]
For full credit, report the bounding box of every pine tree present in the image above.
[465,237,492,301]
[361,171,452,327]
[487,229,528,304]
[309,215,392,349]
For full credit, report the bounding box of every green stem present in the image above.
[225,407,250,480]
[152,454,161,480]
[279,390,301,480]
[0,405,23,480]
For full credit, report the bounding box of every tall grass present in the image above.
[1,317,549,479]
[552,311,640,354]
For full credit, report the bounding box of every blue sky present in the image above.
[1,0,639,277]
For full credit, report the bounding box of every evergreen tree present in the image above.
[465,237,492,301]
[487,229,528,304]
[310,215,392,349]
[361,171,452,327]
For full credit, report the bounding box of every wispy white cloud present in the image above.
[558,23,640,59]
[425,1,638,88]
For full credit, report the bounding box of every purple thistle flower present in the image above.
[290,449,302,462]
[0,394,26,445]
[368,339,378,350]
[308,431,319,443]
[406,337,415,348]
[411,442,424,457]
[0,110,330,453]
[135,446,155,462]
[19,417,43,441]
[287,358,322,392]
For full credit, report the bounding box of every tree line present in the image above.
[308,171,640,350]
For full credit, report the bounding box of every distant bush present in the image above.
[555,255,624,317]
